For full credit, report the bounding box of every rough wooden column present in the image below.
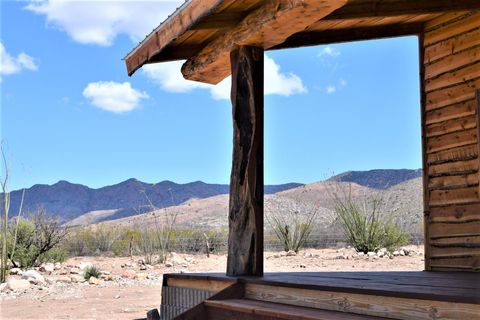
[227,45,264,277]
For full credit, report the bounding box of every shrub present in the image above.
[8,210,68,268]
[83,265,101,280]
[331,184,409,253]
[266,197,318,253]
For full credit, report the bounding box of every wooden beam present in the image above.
[325,0,480,20]
[271,22,424,50]
[182,0,347,84]
[227,46,264,277]
[124,0,226,76]
[190,12,245,30]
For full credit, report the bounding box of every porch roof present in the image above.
[124,0,478,84]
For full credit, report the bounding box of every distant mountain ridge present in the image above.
[6,169,422,224]
[328,169,422,189]
[7,179,302,222]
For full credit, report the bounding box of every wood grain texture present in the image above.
[244,284,480,320]
[430,202,480,222]
[227,46,264,277]
[182,0,347,84]
[425,99,476,125]
[427,144,478,165]
[425,28,480,64]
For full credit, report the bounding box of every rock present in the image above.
[146,264,154,269]
[22,270,45,285]
[6,279,30,291]
[121,269,137,279]
[136,273,148,281]
[357,252,365,257]
[54,263,62,270]
[102,274,114,281]
[9,268,22,275]
[114,294,121,299]
[78,262,93,270]
[164,262,173,268]
[335,255,346,260]
[55,276,72,283]
[88,276,99,285]
[399,249,405,256]
[40,263,55,273]
[70,275,85,283]
[0,282,7,292]
[137,259,145,265]
[147,274,155,280]
[299,264,306,268]
[147,308,161,320]
[286,250,296,256]
[273,253,281,258]
[377,251,384,258]
[392,251,400,256]
[367,252,376,257]
[69,267,81,274]
[139,265,147,271]
[100,270,111,275]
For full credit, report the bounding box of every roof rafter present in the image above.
[325,0,480,19]
[181,0,348,84]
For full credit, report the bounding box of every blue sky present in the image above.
[1,1,422,190]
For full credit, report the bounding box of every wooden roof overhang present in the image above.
[124,0,480,84]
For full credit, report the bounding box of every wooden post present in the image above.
[227,45,264,277]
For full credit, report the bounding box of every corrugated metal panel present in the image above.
[160,286,215,320]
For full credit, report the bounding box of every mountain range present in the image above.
[6,168,421,224]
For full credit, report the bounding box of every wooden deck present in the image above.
[162,271,480,319]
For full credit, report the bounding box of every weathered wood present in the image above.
[324,1,480,20]
[244,284,480,320]
[425,63,480,92]
[425,45,480,79]
[427,127,477,153]
[426,78,480,110]
[425,99,476,125]
[424,11,480,46]
[227,46,264,277]
[424,11,470,31]
[272,23,424,50]
[182,0,347,84]
[425,28,480,64]
[430,202,480,222]
[427,143,478,165]
[428,158,479,177]
[430,256,480,270]
[429,186,479,206]
[167,277,234,293]
[428,173,479,190]
[426,114,477,137]
[124,0,227,76]
[430,220,480,239]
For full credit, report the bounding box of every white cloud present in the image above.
[326,85,336,94]
[0,42,38,79]
[318,46,340,58]
[83,81,148,113]
[142,55,306,100]
[25,0,183,46]
[340,78,348,87]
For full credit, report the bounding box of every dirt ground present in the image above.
[0,245,424,320]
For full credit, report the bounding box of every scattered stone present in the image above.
[146,264,154,269]
[78,262,93,270]
[136,273,148,281]
[335,255,346,260]
[70,275,85,283]
[377,251,384,258]
[367,252,376,257]
[139,265,147,271]
[6,279,30,292]
[286,250,296,257]
[114,294,121,299]
[22,270,45,285]
[40,263,55,273]
[299,264,306,268]
[69,267,81,274]
[392,251,400,256]
[54,263,62,270]
[0,282,7,292]
[164,262,173,268]
[357,252,365,257]
[147,308,161,320]
[121,269,137,279]
[102,274,114,281]
[55,276,72,284]
[88,277,99,285]
[100,270,111,275]
[9,268,22,275]
[399,249,405,256]
[273,253,281,258]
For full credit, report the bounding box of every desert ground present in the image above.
[0,245,423,320]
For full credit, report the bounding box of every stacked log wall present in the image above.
[422,11,480,271]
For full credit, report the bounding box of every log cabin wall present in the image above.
[422,11,480,271]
